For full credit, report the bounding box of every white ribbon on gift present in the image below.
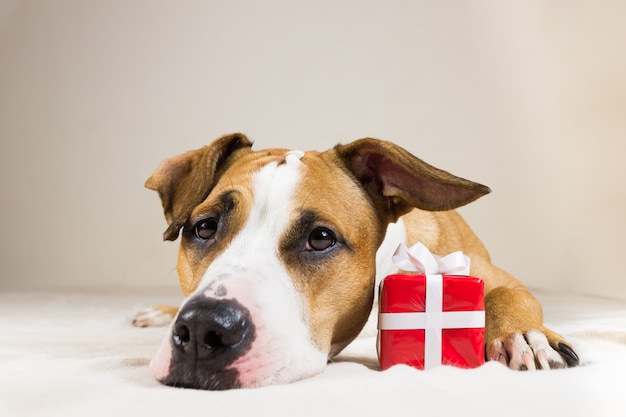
[378,242,484,369]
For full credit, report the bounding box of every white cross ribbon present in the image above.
[378,243,484,369]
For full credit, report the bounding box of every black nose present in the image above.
[172,298,251,359]
[162,297,255,390]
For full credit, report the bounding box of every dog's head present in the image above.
[146,133,489,389]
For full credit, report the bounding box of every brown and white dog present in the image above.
[135,133,579,390]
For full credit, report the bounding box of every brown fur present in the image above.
[289,151,385,355]
[399,209,564,360]
[144,133,578,371]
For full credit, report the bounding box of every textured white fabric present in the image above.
[1,290,625,417]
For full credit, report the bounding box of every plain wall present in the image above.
[1,0,625,299]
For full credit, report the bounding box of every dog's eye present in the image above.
[194,218,218,240]
[307,227,336,251]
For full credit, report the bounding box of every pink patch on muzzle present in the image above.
[150,333,173,381]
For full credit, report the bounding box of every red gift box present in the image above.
[378,272,485,370]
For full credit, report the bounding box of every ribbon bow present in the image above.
[392,242,470,276]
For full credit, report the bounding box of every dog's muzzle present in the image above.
[160,297,256,390]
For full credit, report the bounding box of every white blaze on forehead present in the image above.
[285,150,305,163]
[194,150,326,386]
[196,150,305,291]
[245,151,304,240]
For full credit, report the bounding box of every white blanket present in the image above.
[1,290,625,417]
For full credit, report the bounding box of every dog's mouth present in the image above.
[160,366,243,391]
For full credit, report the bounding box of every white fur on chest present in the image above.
[374,219,406,297]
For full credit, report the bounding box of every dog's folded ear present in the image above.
[145,133,253,241]
[334,138,491,221]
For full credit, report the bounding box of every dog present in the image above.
[134,133,579,390]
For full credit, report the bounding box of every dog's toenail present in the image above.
[557,342,579,367]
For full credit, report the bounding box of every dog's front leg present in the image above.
[132,305,179,327]
[484,287,579,369]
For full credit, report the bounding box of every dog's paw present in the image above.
[132,305,177,328]
[487,329,579,370]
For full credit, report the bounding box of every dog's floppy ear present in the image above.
[334,138,490,221]
[145,133,253,241]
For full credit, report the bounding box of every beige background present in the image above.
[1,1,624,299]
